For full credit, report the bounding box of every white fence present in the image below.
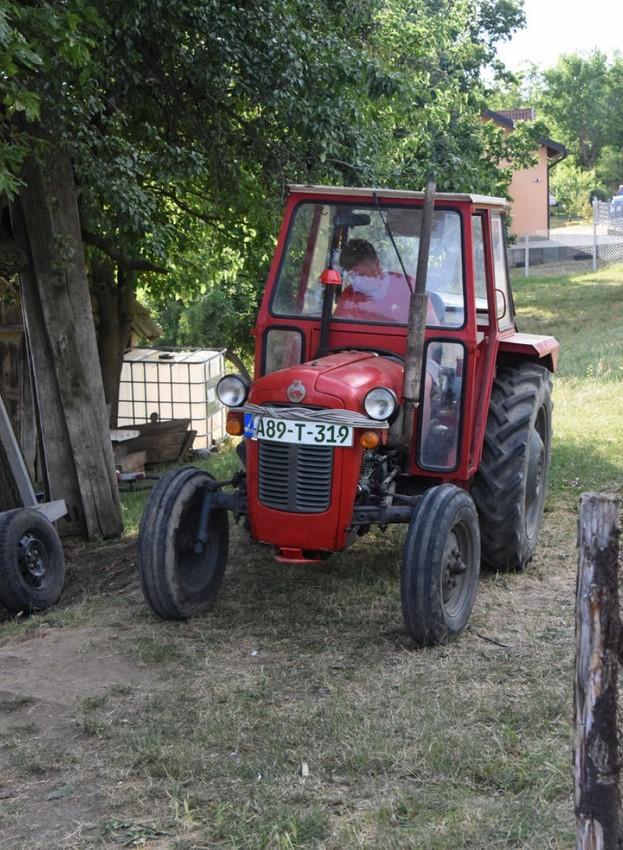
[510,199,623,276]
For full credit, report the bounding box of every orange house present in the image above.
[485,108,566,238]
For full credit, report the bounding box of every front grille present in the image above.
[258,442,334,513]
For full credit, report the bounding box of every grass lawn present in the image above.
[0,264,621,849]
[513,263,623,500]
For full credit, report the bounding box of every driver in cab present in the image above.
[335,239,441,326]
[335,238,452,463]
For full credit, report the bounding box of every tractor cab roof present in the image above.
[288,184,508,210]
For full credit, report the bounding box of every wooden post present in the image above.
[11,125,122,539]
[575,492,621,849]
[401,178,436,445]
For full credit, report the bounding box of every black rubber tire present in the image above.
[0,509,65,614]
[137,467,229,620]
[401,484,480,646]
[472,363,552,571]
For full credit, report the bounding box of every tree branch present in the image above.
[224,348,250,382]
[155,188,221,226]
[82,230,168,274]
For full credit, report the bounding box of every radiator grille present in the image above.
[258,442,333,513]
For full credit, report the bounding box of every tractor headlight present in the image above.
[363,387,397,421]
[216,374,249,408]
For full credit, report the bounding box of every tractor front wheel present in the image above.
[0,509,65,614]
[401,484,480,646]
[138,467,229,620]
[472,363,552,571]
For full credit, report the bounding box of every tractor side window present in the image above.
[472,215,488,319]
[418,341,464,471]
[264,329,303,375]
[423,211,464,328]
[491,213,513,330]
[272,203,329,317]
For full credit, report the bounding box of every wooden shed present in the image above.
[0,285,36,480]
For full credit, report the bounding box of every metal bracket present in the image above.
[31,500,67,523]
[193,479,248,554]
[350,504,414,527]
[193,487,214,553]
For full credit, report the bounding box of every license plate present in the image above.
[244,414,353,446]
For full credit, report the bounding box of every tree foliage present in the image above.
[2,0,529,364]
[490,50,623,212]
[549,160,596,220]
[521,51,623,178]
[536,51,615,171]
[596,145,623,196]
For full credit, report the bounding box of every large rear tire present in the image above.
[472,363,552,571]
[0,509,65,614]
[138,467,229,620]
[401,484,480,646]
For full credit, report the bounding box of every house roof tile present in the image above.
[483,109,567,159]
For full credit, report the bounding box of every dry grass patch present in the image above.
[0,509,578,849]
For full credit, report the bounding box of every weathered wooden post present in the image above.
[10,124,122,539]
[575,492,621,849]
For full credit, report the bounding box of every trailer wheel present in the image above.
[138,467,229,619]
[401,485,480,646]
[472,363,552,571]
[0,509,64,614]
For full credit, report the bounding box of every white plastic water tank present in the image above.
[118,348,226,450]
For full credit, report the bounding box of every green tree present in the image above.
[487,65,541,112]
[2,0,528,420]
[536,51,611,170]
[549,159,596,219]
[596,145,623,195]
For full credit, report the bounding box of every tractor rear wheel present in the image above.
[401,484,480,646]
[472,363,552,571]
[138,467,229,619]
[0,509,64,614]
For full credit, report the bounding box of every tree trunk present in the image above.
[225,347,250,382]
[114,268,136,427]
[11,128,122,539]
[91,263,136,428]
[91,259,120,426]
[575,492,621,849]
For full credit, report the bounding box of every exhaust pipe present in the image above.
[401,178,436,445]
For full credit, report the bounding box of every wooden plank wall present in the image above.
[0,298,37,509]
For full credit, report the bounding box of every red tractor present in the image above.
[138,184,558,645]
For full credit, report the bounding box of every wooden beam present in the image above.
[0,324,24,339]
[11,128,122,539]
[575,492,621,849]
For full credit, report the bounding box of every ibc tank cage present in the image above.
[117,348,226,450]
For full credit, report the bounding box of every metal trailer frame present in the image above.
[0,390,66,522]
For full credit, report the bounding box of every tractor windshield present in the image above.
[271,202,464,328]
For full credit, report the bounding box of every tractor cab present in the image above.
[249,186,517,483]
[138,185,559,647]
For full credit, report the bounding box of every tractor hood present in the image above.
[249,351,404,412]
